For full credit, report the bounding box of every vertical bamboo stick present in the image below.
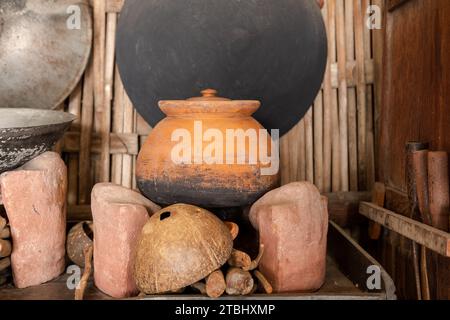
[93,0,108,182]
[354,0,368,190]
[112,65,124,185]
[327,0,341,192]
[346,0,358,192]
[336,0,349,192]
[122,92,134,188]
[313,91,324,191]
[321,1,333,192]
[298,119,306,181]
[67,82,82,205]
[78,59,94,204]
[288,124,300,183]
[304,107,314,183]
[280,135,290,186]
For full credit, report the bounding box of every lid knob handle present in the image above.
[201,89,218,98]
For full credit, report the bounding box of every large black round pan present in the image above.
[0,109,76,174]
[116,0,327,136]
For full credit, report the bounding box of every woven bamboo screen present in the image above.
[60,0,384,221]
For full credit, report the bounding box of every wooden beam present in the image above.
[359,202,450,257]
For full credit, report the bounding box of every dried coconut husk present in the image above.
[134,204,233,294]
[67,221,93,267]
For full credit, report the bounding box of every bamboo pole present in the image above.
[304,107,314,183]
[288,124,300,183]
[111,65,125,185]
[67,82,82,205]
[321,1,332,192]
[298,119,306,181]
[346,0,358,192]
[78,58,94,204]
[354,0,368,190]
[336,0,349,192]
[280,135,290,185]
[313,91,324,191]
[122,92,134,188]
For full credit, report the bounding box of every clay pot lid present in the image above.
[158,89,261,117]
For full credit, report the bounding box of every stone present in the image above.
[0,152,67,289]
[91,183,161,298]
[249,182,328,293]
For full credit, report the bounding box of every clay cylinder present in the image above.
[249,182,328,292]
[91,183,161,298]
[428,152,450,231]
[0,152,67,288]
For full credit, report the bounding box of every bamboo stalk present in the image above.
[288,124,300,183]
[321,1,332,192]
[280,135,290,185]
[336,0,349,192]
[78,58,94,204]
[297,119,306,181]
[111,65,125,185]
[67,82,82,205]
[313,91,324,191]
[354,0,368,190]
[345,0,358,192]
[304,107,314,183]
[122,92,134,188]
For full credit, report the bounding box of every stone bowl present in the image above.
[0,108,76,173]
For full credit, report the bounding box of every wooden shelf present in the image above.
[359,202,450,257]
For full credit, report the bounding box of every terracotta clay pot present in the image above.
[136,89,280,207]
[133,204,233,294]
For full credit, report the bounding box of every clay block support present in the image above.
[0,152,67,288]
[249,182,329,293]
[91,183,160,298]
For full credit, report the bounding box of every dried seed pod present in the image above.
[134,204,233,294]
[206,270,226,298]
[67,221,93,267]
[254,270,273,294]
[245,244,265,271]
[225,267,254,296]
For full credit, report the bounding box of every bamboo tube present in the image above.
[67,82,82,205]
[313,91,324,192]
[297,119,306,181]
[345,0,358,192]
[305,108,314,183]
[280,135,290,185]
[336,0,349,192]
[78,58,94,204]
[353,0,367,191]
[122,93,134,188]
[111,66,125,185]
[326,0,340,192]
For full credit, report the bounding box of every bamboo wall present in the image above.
[60,0,384,221]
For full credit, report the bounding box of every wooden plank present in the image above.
[359,202,450,258]
[62,132,139,155]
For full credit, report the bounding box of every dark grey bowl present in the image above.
[0,108,76,173]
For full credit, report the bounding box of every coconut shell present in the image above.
[134,204,233,294]
[67,221,93,267]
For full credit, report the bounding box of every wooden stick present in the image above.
[205,270,226,298]
[75,245,93,300]
[122,92,134,188]
[0,257,10,272]
[67,82,82,205]
[288,123,300,182]
[111,65,125,185]
[0,227,10,240]
[253,270,273,294]
[228,249,251,269]
[225,268,254,296]
[336,0,349,192]
[244,244,265,271]
[280,135,290,185]
[224,222,239,241]
[0,239,11,258]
